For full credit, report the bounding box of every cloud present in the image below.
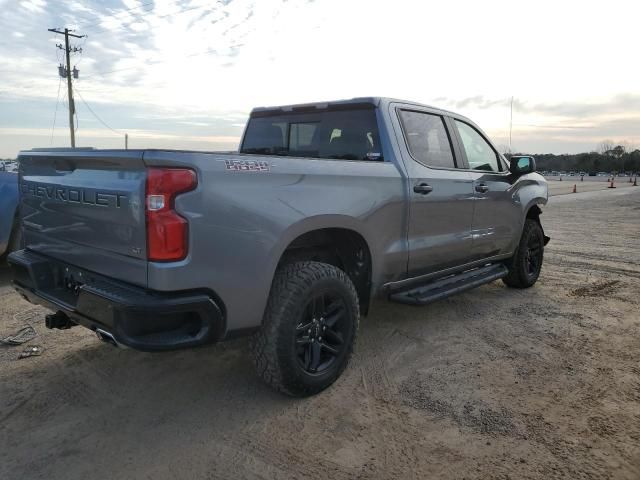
[19,0,46,13]
[434,92,640,153]
[1,0,638,157]
[524,94,640,118]
[435,95,512,110]
[435,94,640,120]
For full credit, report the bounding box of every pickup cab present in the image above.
[9,97,548,396]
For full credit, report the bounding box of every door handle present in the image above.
[413,183,433,194]
[475,183,489,193]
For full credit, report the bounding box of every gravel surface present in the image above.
[1,188,639,480]
[546,176,636,196]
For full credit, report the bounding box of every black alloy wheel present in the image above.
[295,293,348,375]
[503,218,545,289]
[524,233,543,278]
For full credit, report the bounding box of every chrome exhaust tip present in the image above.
[95,328,120,348]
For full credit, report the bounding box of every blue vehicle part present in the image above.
[0,171,19,256]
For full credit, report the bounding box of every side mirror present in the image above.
[509,155,536,175]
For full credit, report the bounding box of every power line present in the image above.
[50,77,63,146]
[74,87,121,135]
[54,89,69,147]
[73,34,89,67]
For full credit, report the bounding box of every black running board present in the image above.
[389,264,508,305]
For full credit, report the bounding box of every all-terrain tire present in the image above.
[250,261,360,397]
[502,219,545,288]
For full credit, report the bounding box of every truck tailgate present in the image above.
[18,150,148,287]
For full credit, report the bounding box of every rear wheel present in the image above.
[250,261,359,396]
[503,219,544,288]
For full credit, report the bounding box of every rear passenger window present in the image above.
[398,110,455,168]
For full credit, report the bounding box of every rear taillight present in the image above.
[145,168,197,262]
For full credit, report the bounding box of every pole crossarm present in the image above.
[48,28,85,39]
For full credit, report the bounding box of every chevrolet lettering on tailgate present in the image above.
[20,181,127,208]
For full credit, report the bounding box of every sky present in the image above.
[0,0,638,158]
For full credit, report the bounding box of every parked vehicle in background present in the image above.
[1,160,18,173]
[597,172,609,176]
[8,97,549,396]
[0,170,20,259]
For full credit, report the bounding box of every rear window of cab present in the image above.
[241,107,383,161]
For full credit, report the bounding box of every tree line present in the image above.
[510,142,640,174]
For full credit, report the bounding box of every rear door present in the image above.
[391,105,475,276]
[450,119,520,259]
[18,149,148,287]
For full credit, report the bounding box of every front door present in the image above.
[393,107,476,276]
[451,119,520,259]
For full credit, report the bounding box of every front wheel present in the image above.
[502,219,545,288]
[250,261,360,397]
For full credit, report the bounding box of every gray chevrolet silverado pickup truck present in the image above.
[9,97,548,396]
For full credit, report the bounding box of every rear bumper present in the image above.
[7,249,225,351]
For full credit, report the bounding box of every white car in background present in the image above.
[0,161,18,173]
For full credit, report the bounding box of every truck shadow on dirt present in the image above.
[0,265,12,287]
[2,287,511,429]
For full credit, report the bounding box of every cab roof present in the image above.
[251,97,459,119]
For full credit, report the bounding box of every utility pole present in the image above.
[48,28,85,148]
[509,96,514,153]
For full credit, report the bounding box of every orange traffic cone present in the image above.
[572,184,577,193]
[634,177,638,186]
[608,178,616,189]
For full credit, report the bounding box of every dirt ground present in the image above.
[1,188,639,480]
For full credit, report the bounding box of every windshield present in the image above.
[240,107,383,161]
